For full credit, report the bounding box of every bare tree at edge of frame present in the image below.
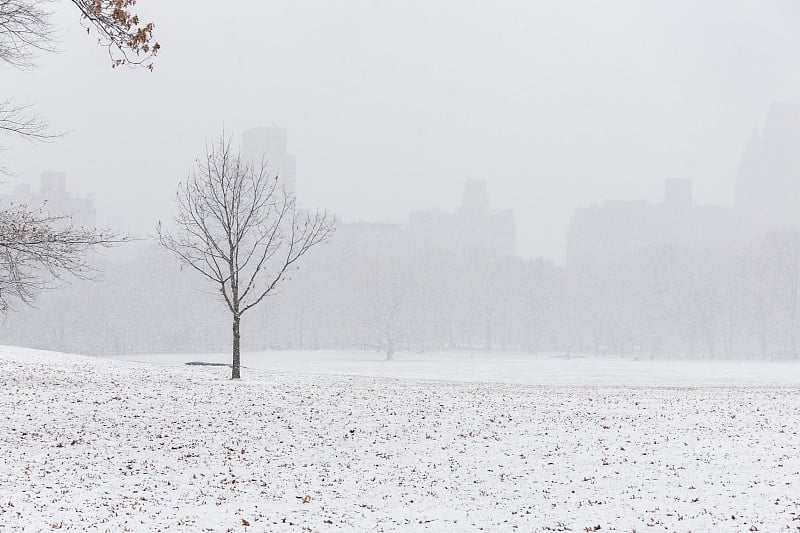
[157,135,335,379]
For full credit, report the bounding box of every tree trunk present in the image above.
[232,314,241,379]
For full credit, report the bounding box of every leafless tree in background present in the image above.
[355,259,406,360]
[158,134,335,379]
[0,205,122,311]
[772,229,800,359]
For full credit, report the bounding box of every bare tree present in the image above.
[0,204,123,311]
[158,134,335,379]
[354,259,406,360]
[771,228,800,359]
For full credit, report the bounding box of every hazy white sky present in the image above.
[4,0,800,260]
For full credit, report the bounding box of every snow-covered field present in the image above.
[2,347,799,532]
[111,349,800,387]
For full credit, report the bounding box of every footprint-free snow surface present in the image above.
[1,348,799,532]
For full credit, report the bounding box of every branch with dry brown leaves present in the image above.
[0,0,159,70]
[70,0,159,70]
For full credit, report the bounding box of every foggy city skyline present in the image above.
[6,1,800,261]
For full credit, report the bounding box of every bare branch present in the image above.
[0,99,59,144]
[0,203,128,311]
[0,0,55,70]
[69,0,159,70]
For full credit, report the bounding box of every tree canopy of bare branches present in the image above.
[0,0,54,69]
[158,134,335,379]
[0,204,123,311]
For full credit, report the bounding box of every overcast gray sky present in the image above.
[4,0,800,261]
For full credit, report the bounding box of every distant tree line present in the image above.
[3,228,799,361]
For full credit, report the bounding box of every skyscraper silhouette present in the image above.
[242,125,297,196]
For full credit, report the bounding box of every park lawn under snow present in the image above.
[1,347,799,532]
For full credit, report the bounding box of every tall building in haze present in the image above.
[736,102,800,228]
[566,179,744,265]
[566,103,800,266]
[408,179,516,258]
[241,125,297,196]
[4,172,96,228]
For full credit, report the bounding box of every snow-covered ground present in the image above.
[2,347,799,532]
[110,349,800,387]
